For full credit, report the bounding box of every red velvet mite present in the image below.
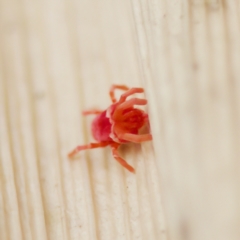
[68,85,152,173]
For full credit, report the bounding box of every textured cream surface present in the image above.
[0,0,166,240]
[132,1,240,240]
[1,0,240,240]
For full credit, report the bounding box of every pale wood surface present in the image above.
[0,0,166,240]
[132,1,240,240]
[1,0,240,240]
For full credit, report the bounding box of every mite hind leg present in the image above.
[82,109,103,115]
[111,143,135,173]
[68,142,110,158]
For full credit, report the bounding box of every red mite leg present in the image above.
[119,133,152,143]
[111,143,135,173]
[82,109,103,115]
[68,142,110,158]
[113,98,147,119]
[119,98,147,109]
[118,88,144,104]
[109,85,129,103]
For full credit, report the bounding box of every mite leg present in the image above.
[111,143,135,173]
[109,85,129,103]
[118,88,144,103]
[119,98,147,109]
[82,109,103,115]
[68,142,110,158]
[118,133,152,143]
[113,98,147,119]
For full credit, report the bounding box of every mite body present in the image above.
[68,85,152,173]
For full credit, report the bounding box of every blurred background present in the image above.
[1,0,240,240]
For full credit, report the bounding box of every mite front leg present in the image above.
[111,143,135,173]
[118,133,152,143]
[118,88,144,104]
[68,142,110,158]
[119,98,147,109]
[113,98,147,119]
[109,85,129,103]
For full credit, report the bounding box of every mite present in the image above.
[68,85,152,173]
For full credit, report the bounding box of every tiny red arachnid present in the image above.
[68,84,152,173]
